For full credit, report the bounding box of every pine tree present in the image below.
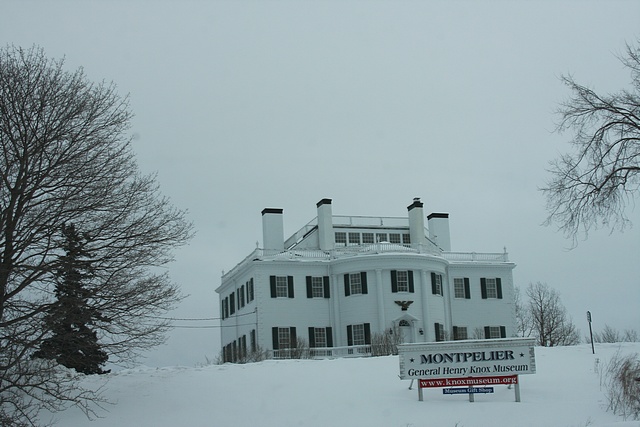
[34,224,110,374]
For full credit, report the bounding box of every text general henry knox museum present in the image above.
[398,338,536,379]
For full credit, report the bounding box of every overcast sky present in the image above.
[2,1,639,367]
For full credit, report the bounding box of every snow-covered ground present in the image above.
[46,343,640,427]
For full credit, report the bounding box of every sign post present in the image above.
[399,338,536,403]
[587,311,595,354]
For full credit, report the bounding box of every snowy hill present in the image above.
[47,343,639,427]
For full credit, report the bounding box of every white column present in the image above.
[376,269,385,331]
[421,269,429,342]
[331,274,342,346]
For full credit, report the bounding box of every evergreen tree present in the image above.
[34,224,110,374]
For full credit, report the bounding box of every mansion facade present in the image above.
[216,198,516,362]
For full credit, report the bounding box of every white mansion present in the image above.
[216,198,516,362]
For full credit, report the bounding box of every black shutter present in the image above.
[364,323,371,345]
[408,271,415,293]
[484,326,491,339]
[230,292,235,314]
[481,278,487,299]
[391,270,398,293]
[464,278,471,299]
[323,276,330,298]
[347,325,353,346]
[270,276,277,298]
[500,326,506,338]
[496,278,503,299]
[453,326,459,340]
[434,323,440,342]
[306,276,313,298]
[272,327,279,350]
[344,274,351,296]
[308,327,316,348]
[326,327,333,347]
[431,272,437,294]
[288,276,294,298]
[361,272,368,294]
[290,327,297,346]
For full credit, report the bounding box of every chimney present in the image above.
[427,213,451,252]
[262,208,284,251]
[407,198,427,249]
[317,198,334,250]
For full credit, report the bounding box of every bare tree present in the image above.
[526,282,580,346]
[542,40,640,243]
[514,286,533,338]
[0,45,193,425]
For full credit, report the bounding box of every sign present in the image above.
[419,375,517,388]
[443,387,494,395]
[398,338,536,380]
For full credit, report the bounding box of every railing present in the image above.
[222,246,510,280]
[271,345,374,360]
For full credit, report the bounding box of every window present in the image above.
[344,272,368,296]
[481,278,503,299]
[250,329,256,353]
[335,232,347,246]
[434,323,445,342]
[376,233,388,243]
[362,232,374,244]
[402,233,411,245]
[247,278,254,302]
[484,326,506,339]
[453,326,468,340]
[348,232,361,246]
[239,284,245,308]
[431,273,443,296]
[454,278,470,299]
[272,326,296,349]
[229,292,235,314]
[306,276,330,298]
[308,327,333,348]
[347,323,371,346]
[389,233,401,244]
[391,270,414,293]
[270,276,294,298]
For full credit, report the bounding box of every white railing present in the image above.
[271,345,375,360]
[443,251,510,262]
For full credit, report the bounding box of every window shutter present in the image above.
[308,327,316,348]
[480,278,487,299]
[484,326,491,339]
[431,272,437,294]
[290,327,297,347]
[453,326,459,340]
[270,276,277,298]
[391,270,398,293]
[434,323,441,342]
[306,276,313,298]
[347,325,353,346]
[230,292,235,314]
[344,274,351,296]
[361,272,368,294]
[323,276,330,298]
[272,327,279,350]
[287,276,294,298]
[496,278,503,299]
[326,327,333,347]
[464,278,471,299]
[408,271,415,293]
[364,323,371,345]
[500,326,506,338]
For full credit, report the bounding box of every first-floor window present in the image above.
[272,326,297,349]
[435,323,445,342]
[347,323,371,346]
[308,327,333,348]
[484,326,506,339]
[453,326,468,340]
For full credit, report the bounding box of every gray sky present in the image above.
[2,1,639,367]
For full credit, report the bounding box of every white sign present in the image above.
[398,338,536,380]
